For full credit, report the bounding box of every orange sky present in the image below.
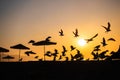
[0,0,120,61]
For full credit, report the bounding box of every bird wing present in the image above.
[70,54,74,60]
[108,38,116,41]
[62,46,67,51]
[92,33,98,39]
[73,31,75,35]
[59,55,62,60]
[100,50,108,55]
[25,53,29,56]
[76,29,78,34]
[70,45,73,49]
[94,45,100,49]
[35,56,38,58]
[28,40,35,44]
[61,29,63,33]
[45,36,51,41]
[70,45,75,51]
[102,25,107,30]
[91,51,96,56]
[103,37,106,43]
[59,29,63,33]
[107,22,111,29]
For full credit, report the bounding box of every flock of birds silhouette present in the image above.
[23,21,118,61]
[2,22,119,61]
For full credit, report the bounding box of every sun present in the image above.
[78,39,87,46]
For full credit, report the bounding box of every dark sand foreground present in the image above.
[1,61,120,80]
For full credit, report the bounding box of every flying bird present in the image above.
[45,51,52,57]
[107,38,116,41]
[19,58,23,62]
[73,29,79,37]
[52,49,59,57]
[25,51,36,56]
[34,56,39,59]
[101,37,107,47]
[58,55,62,60]
[93,45,101,51]
[70,54,74,61]
[62,46,67,56]
[52,49,59,61]
[74,49,83,59]
[45,36,51,41]
[28,40,35,44]
[99,50,109,59]
[70,45,76,51]
[62,46,67,52]
[94,45,100,49]
[59,29,64,36]
[91,51,99,60]
[85,33,98,43]
[101,22,111,33]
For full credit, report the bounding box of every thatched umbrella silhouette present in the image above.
[29,40,57,61]
[10,44,30,61]
[0,47,9,62]
[2,55,14,62]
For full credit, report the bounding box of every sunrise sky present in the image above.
[1,0,120,61]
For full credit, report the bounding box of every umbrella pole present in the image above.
[19,49,21,62]
[0,53,1,62]
[44,45,45,61]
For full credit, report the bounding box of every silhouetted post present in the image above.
[53,56,56,61]
[0,53,1,62]
[44,45,45,61]
[19,49,21,62]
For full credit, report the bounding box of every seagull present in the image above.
[59,29,64,36]
[25,52,30,56]
[19,58,23,62]
[73,29,79,37]
[85,33,98,43]
[70,54,74,61]
[93,45,101,51]
[59,55,62,60]
[107,38,116,41]
[45,36,51,41]
[45,51,52,57]
[62,51,66,56]
[99,50,109,59]
[52,49,59,61]
[52,49,59,57]
[74,49,83,59]
[94,45,100,49]
[25,51,36,56]
[28,40,35,44]
[70,45,76,51]
[62,46,67,56]
[101,22,111,33]
[91,51,99,60]
[62,46,67,52]
[34,56,39,59]
[110,51,116,55]
[101,37,107,47]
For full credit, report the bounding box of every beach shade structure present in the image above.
[10,44,30,61]
[2,55,14,62]
[0,47,9,62]
[29,40,57,61]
